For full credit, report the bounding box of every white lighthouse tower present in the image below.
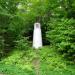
[33,22,43,49]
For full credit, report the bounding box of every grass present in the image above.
[0,46,75,75]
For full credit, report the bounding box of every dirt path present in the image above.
[32,50,40,75]
[0,74,4,75]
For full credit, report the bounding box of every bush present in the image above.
[15,36,29,50]
[46,18,75,60]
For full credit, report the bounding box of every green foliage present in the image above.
[39,47,75,75]
[0,48,37,71]
[0,0,75,74]
[0,36,4,58]
[46,18,75,60]
[0,13,11,57]
[15,36,29,50]
[0,48,38,75]
[0,63,35,75]
[0,46,75,75]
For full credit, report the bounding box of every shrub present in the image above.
[46,18,75,60]
[15,36,29,50]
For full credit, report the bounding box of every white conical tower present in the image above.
[33,22,43,49]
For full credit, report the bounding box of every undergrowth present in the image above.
[0,46,75,75]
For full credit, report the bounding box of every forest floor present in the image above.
[32,56,40,75]
[0,46,75,75]
[32,50,40,75]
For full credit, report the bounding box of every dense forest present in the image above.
[0,0,75,75]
